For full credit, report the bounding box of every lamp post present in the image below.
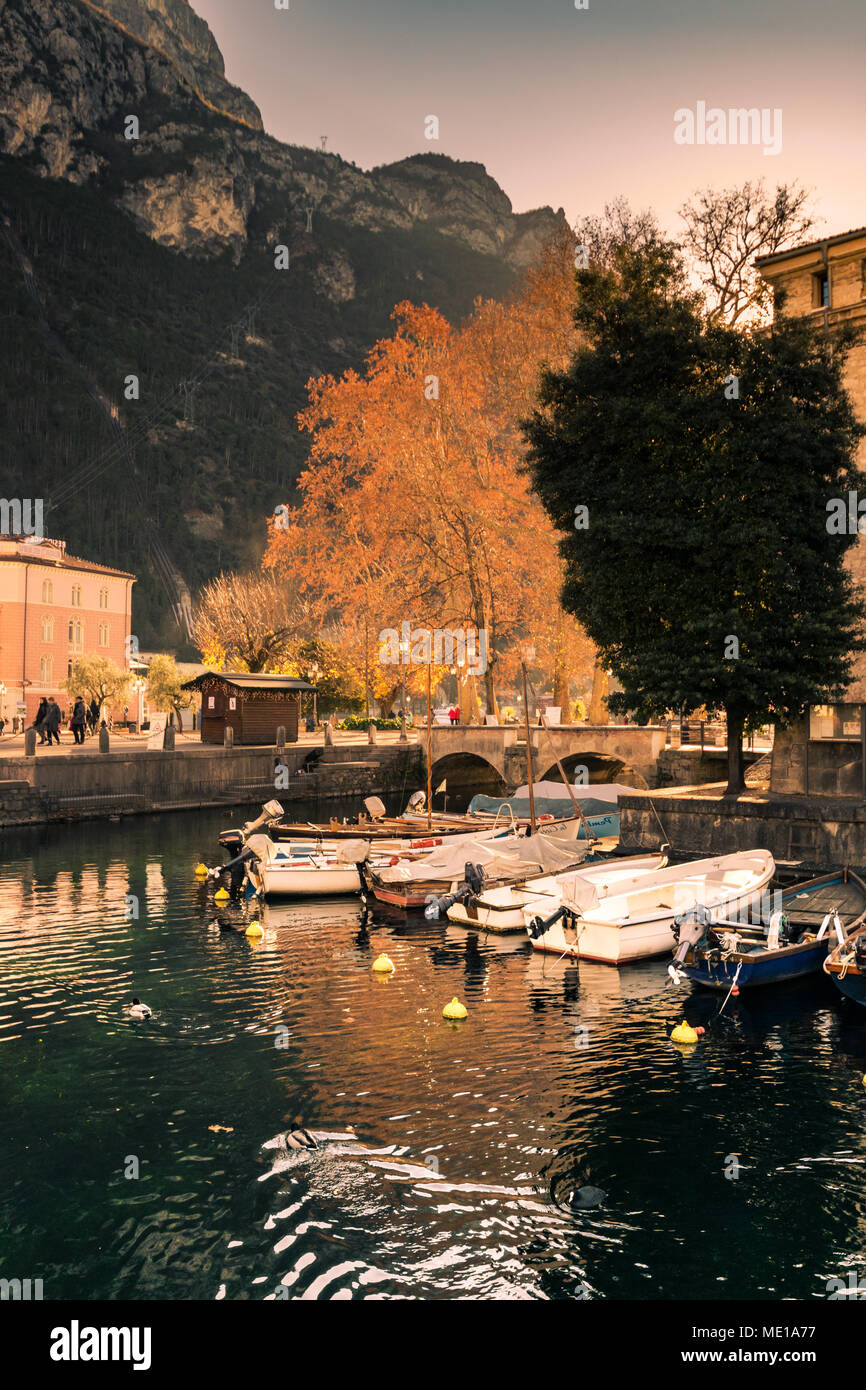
[131,676,146,732]
[308,662,321,727]
[399,637,409,741]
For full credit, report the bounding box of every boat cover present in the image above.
[468,781,632,821]
[373,833,588,885]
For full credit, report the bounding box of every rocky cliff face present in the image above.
[0,0,566,643]
[0,0,563,266]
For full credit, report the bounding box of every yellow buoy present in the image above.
[214,887,230,903]
[442,997,467,1020]
[372,953,394,973]
[194,863,209,876]
[245,921,263,938]
[670,1019,699,1044]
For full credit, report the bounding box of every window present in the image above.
[40,655,52,683]
[41,616,54,642]
[813,271,830,308]
[98,622,109,647]
[68,619,83,652]
[41,579,53,604]
[71,584,82,607]
[99,587,109,610]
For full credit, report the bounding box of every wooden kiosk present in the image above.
[182,671,316,745]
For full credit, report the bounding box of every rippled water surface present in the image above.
[2,806,866,1301]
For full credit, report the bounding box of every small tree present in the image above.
[64,655,131,713]
[144,654,194,731]
[524,243,865,794]
[191,571,308,673]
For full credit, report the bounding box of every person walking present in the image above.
[87,697,99,736]
[71,696,87,745]
[44,697,62,746]
[33,697,49,744]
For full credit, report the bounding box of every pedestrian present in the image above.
[44,697,62,746]
[87,698,99,735]
[71,695,87,745]
[33,696,49,744]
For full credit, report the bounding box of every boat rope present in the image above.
[717,960,743,1016]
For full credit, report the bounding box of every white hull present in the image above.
[447,853,666,932]
[524,851,775,965]
[256,860,362,897]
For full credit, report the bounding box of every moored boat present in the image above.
[523,850,775,966]
[446,851,668,932]
[823,905,866,1006]
[670,868,866,990]
[361,832,593,911]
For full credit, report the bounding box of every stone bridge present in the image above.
[428,723,667,800]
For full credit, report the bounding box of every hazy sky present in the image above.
[195,0,865,237]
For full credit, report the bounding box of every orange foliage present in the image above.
[265,229,594,713]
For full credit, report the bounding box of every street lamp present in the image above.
[398,638,409,741]
[130,676,146,732]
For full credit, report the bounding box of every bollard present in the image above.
[163,723,175,751]
[276,725,286,751]
[224,726,234,749]
[324,722,334,747]
[99,725,110,753]
[24,727,36,756]
[367,721,378,745]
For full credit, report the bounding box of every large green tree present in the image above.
[524,243,865,793]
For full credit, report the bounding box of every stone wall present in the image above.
[619,784,866,870]
[0,743,424,827]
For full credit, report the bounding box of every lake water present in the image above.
[1,805,865,1302]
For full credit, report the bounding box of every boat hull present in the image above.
[526,852,775,966]
[682,939,830,989]
[253,862,361,897]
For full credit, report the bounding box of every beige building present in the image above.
[757,226,866,697]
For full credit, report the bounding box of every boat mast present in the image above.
[521,662,537,833]
[426,647,433,830]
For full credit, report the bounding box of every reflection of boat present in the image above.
[524,851,775,966]
[361,833,593,911]
[446,852,668,932]
[824,899,866,1007]
[672,868,866,990]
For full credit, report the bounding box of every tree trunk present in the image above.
[725,708,746,795]
[588,659,609,725]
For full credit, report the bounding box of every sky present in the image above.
[194,0,866,238]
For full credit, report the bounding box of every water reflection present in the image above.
[0,807,865,1300]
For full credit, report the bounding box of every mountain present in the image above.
[0,0,566,645]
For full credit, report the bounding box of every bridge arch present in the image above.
[429,753,508,812]
[537,750,649,790]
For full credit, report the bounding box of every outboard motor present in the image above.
[668,904,713,983]
[527,904,578,941]
[405,790,427,813]
[424,863,485,920]
[240,799,285,840]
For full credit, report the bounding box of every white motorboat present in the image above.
[446,851,668,932]
[522,850,775,965]
[242,824,517,900]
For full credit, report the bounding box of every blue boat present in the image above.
[824,918,866,1006]
[670,868,866,991]
[467,781,627,839]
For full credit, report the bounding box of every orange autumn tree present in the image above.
[265,229,594,716]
